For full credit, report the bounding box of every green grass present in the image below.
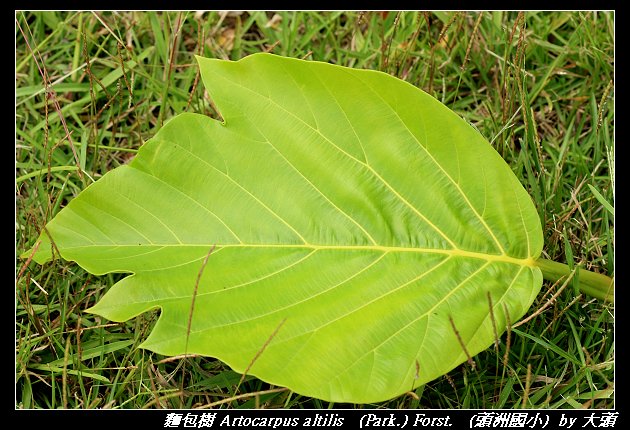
[15,11,614,409]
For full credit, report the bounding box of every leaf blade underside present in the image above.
[31,53,543,403]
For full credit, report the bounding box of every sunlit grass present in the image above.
[16,10,613,409]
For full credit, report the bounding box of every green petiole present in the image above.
[534,258,614,303]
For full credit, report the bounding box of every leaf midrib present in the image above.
[62,242,536,266]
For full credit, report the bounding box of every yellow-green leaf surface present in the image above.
[30,53,543,403]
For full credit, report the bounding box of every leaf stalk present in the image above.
[534,258,614,303]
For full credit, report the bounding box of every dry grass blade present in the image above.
[197,388,289,409]
[185,19,204,112]
[91,12,125,46]
[185,245,216,352]
[513,268,576,329]
[461,12,483,71]
[487,292,499,351]
[448,315,475,370]
[16,16,83,180]
[16,240,40,283]
[502,303,512,368]
[236,318,287,392]
[15,11,613,409]
[179,245,216,406]
[522,363,532,408]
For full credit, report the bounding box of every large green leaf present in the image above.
[30,53,543,403]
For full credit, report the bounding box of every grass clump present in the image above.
[16,11,613,409]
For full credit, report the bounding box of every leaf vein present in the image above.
[79,200,154,244]
[171,142,308,244]
[113,189,183,244]
[347,70,506,254]
[212,71,457,248]
[309,70,369,165]
[135,169,244,244]
[247,122,379,246]
[336,263,493,384]
[190,251,388,332]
